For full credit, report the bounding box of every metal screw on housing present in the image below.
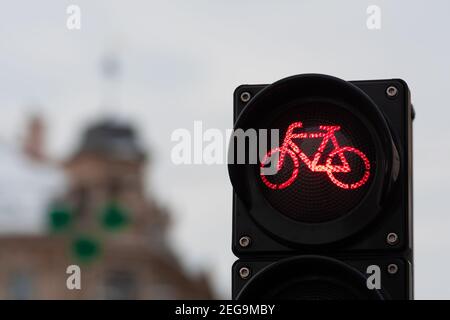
[386,232,399,245]
[240,91,251,103]
[239,267,251,279]
[386,86,398,97]
[387,264,398,274]
[239,236,251,248]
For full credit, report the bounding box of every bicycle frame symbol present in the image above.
[260,121,371,190]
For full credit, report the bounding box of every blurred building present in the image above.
[0,117,212,299]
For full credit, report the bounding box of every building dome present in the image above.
[73,119,146,161]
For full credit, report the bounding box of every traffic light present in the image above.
[228,74,413,300]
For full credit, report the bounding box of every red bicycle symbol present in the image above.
[260,121,371,190]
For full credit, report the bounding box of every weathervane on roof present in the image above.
[101,52,121,80]
[99,51,124,116]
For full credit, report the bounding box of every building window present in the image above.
[106,177,122,198]
[104,271,137,300]
[7,272,33,300]
[148,283,178,300]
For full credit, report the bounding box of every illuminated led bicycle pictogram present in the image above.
[260,121,371,190]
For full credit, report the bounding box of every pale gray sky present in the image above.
[0,0,449,299]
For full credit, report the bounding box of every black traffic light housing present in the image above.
[229,74,413,299]
[233,255,410,300]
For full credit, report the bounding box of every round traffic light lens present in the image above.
[237,256,383,300]
[259,100,376,223]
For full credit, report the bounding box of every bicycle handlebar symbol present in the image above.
[260,121,371,190]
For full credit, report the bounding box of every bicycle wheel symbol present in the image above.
[325,146,371,190]
[260,147,299,190]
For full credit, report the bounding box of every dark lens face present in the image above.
[259,100,376,223]
[262,278,364,300]
[237,256,384,300]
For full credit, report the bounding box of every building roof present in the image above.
[73,119,146,161]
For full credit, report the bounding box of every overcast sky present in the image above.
[1,0,450,299]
